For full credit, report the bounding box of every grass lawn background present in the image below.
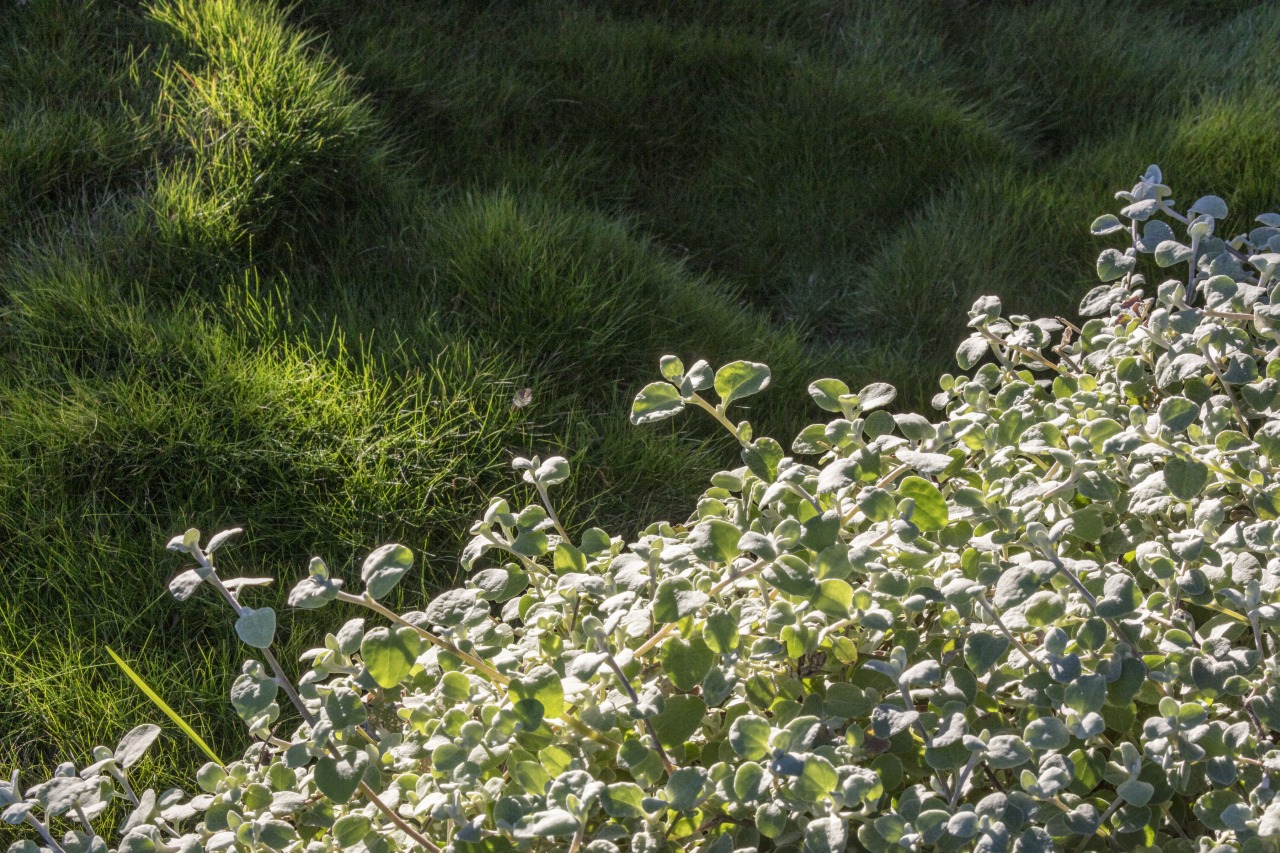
[2,0,1279,834]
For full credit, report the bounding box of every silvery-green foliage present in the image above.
[11,168,1280,852]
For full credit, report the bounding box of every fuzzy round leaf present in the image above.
[1163,456,1208,501]
[808,378,850,412]
[1190,195,1229,219]
[532,456,570,486]
[985,735,1032,769]
[1024,717,1071,751]
[793,755,838,802]
[1155,240,1193,267]
[360,626,421,689]
[166,527,201,554]
[602,783,645,819]
[1090,214,1124,236]
[728,715,771,761]
[653,577,707,624]
[168,569,205,602]
[323,685,365,729]
[964,632,1009,674]
[956,336,989,370]
[234,606,276,649]
[811,578,854,618]
[313,747,368,804]
[652,695,706,748]
[287,574,342,610]
[665,767,707,812]
[763,555,819,597]
[857,382,897,412]
[803,816,848,853]
[702,610,739,653]
[714,361,771,407]
[360,543,413,600]
[517,809,580,839]
[510,665,565,720]
[1095,573,1140,618]
[660,635,714,693]
[1097,248,1135,281]
[114,725,162,770]
[871,704,919,739]
[630,381,686,425]
[1023,591,1065,628]
[895,477,948,533]
[332,814,372,847]
[230,668,278,722]
[1117,778,1155,807]
[687,519,741,564]
[1158,396,1199,433]
[757,802,788,839]
[424,588,478,628]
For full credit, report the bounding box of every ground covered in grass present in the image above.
[1,0,1278,832]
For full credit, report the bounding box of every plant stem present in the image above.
[24,814,66,853]
[360,780,442,853]
[634,559,766,657]
[1204,308,1254,321]
[1201,341,1250,432]
[978,326,1062,374]
[335,591,509,685]
[74,803,94,835]
[567,819,588,853]
[599,642,677,774]
[786,482,823,514]
[1040,550,1098,609]
[875,464,912,490]
[975,595,1049,677]
[950,752,982,809]
[535,481,570,542]
[263,646,314,725]
[688,394,743,442]
[1187,233,1200,304]
[111,767,140,805]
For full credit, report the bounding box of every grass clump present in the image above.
[147,0,385,266]
[296,1,1023,324]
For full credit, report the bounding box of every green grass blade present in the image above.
[105,646,224,768]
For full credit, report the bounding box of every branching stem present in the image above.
[535,481,570,542]
[978,326,1063,374]
[599,642,677,774]
[634,559,766,657]
[335,591,509,685]
[688,394,744,442]
[1201,341,1250,432]
[186,547,442,853]
[975,595,1049,677]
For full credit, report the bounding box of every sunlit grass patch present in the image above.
[147,0,385,262]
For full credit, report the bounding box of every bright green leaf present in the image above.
[896,477,948,532]
[715,361,771,407]
[361,626,421,689]
[631,381,686,425]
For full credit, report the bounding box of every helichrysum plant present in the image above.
[8,166,1280,853]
